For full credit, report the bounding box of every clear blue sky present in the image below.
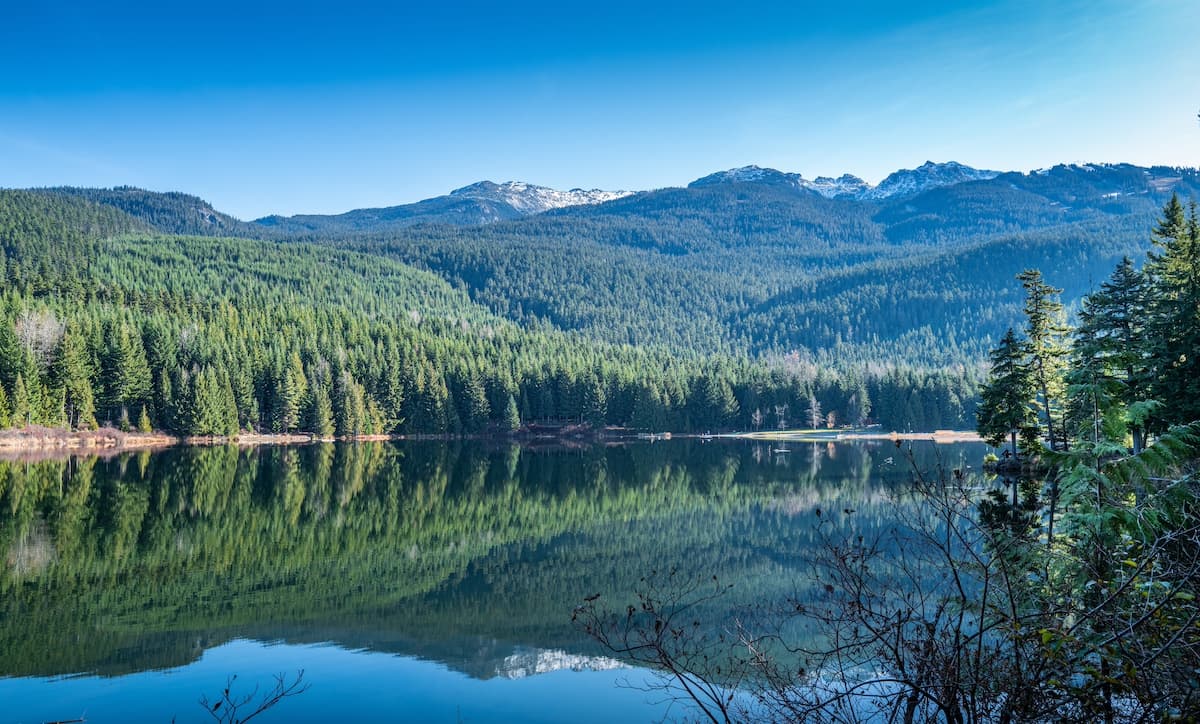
[2,0,1197,219]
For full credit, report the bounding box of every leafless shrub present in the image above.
[578,438,1200,723]
[196,670,309,724]
[14,308,65,370]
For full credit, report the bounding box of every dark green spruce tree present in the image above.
[977,328,1036,458]
[1066,257,1152,452]
[1145,195,1200,425]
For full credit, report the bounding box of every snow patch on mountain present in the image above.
[689,165,804,190]
[861,161,999,200]
[690,163,991,200]
[806,174,872,198]
[690,166,871,198]
[450,181,632,214]
[495,647,628,679]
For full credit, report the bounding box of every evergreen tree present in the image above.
[423,366,453,433]
[847,381,871,426]
[219,371,240,436]
[157,370,176,431]
[306,374,336,438]
[183,367,237,436]
[335,371,367,437]
[458,372,491,432]
[376,347,406,430]
[697,374,738,429]
[977,328,1036,457]
[271,366,301,432]
[0,322,23,392]
[580,373,608,427]
[11,373,30,428]
[229,364,257,431]
[1145,196,1200,425]
[287,351,308,408]
[101,322,151,424]
[1067,258,1151,451]
[54,330,97,430]
[1017,269,1069,451]
[631,383,666,431]
[503,393,521,432]
[41,385,66,428]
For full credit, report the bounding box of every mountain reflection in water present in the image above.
[0,439,985,721]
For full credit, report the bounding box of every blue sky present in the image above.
[2,0,1198,219]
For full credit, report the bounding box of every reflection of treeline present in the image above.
[0,441,975,677]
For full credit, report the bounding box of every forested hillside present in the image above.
[296,164,1197,362]
[0,190,974,436]
[2,161,1196,437]
[38,186,261,237]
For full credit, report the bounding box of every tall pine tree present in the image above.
[1017,269,1069,451]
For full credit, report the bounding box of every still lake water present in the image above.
[0,439,985,723]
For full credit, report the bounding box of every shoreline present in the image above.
[0,426,179,456]
[0,427,356,460]
[0,425,985,461]
[728,429,983,444]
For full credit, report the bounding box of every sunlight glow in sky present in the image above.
[2,0,1198,218]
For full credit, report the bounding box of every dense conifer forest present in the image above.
[1,163,1196,437]
[0,190,973,436]
[978,194,1200,454]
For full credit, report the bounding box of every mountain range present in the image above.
[15,160,1200,365]
[688,160,1000,200]
[255,180,632,232]
[34,160,1198,238]
[3,157,1199,436]
[242,160,1194,234]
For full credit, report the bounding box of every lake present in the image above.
[0,438,986,723]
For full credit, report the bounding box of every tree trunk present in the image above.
[903,691,919,724]
[1035,360,1058,453]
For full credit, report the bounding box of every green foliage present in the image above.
[502,393,521,432]
[7,176,1193,439]
[1018,269,1069,450]
[0,190,985,435]
[1067,257,1152,450]
[1032,423,1200,716]
[0,439,931,678]
[0,382,9,428]
[305,375,336,438]
[1145,196,1200,425]
[977,327,1036,454]
[986,196,1200,459]
[285,167,1190,370]
[11,373,30,428]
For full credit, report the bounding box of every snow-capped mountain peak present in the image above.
[689,162,997,201]
[861,161,999,200]
[691,166,869,199]
[689,166,806,189]
[806,174,871,198]
[449,180,632,214]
